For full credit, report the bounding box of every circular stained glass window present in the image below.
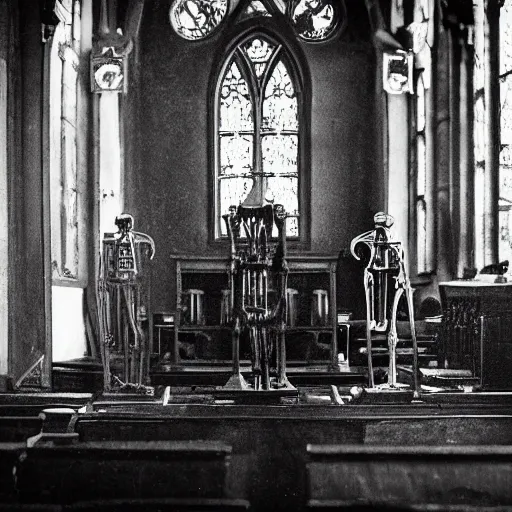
[169,0,229,41]
[289,0,340,42]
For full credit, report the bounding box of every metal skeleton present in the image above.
[350,212,420,396]
[223,203,292,391]
[97,213,155,394]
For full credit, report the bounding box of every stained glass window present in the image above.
[238,1,271,22]
[216,34,301,237]
[49,0,81,280]
[169,0,229,41]
[499,0,512,261]
[290,0,339,42]
[415,72,427,273]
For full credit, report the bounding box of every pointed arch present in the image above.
[212,29,307,240]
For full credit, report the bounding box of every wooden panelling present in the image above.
[0,416,42,442]
[307,444,512,508]
[18,438,232,504]
[0,442,26,503]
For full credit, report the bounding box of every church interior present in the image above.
[2,0,512,510]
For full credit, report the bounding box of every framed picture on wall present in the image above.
[383,50,413,95]
[91,49,127,94]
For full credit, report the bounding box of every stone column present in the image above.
[457,32,475,276]
[483,0,501,265]
[435,20,453,281]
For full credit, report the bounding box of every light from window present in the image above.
[49,0,80,280]
[169,0,229,40]
[216,35,300,237]
[499,0,512,262]
[415,73,427,273]
[416,199,427,274]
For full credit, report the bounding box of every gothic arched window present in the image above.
[499,0,512,261]
[415,72,427,274]
[214,33,302,238]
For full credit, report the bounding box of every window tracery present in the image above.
[169,0,343,43]
[169,0,229,41]
[289,0,339,42]
[499,0,512,261]
[215,34,301,238]
[239,0,271,21]
[49,0,81,280]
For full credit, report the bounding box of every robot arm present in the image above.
[350,230,375,260]
[133,231,156,260]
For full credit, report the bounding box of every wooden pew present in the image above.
[0,416,42,503]
[0,506,62,511]
[63,498,250,511]
[306,444,512,510]
[0,393,92,417]
[17,436,233,505]
[0,416,43,442]
[0,500,250,511]
[0,442,27,503]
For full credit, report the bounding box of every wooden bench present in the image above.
[18,435,233,505]
[0,499,250,511]
[0,442,27,503]
[0,393,92,417]
[0,410,76,443]
[307,444,512,510]
[0,416,43,442]
[62,498,250,511]
[0,505,62,511]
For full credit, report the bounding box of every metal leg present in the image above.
[387,288,404,387]
[405,284,420,398]
[364,271,375,388]
[122,287,137,384]
[261,326,269,390]
[224,316,249,390]
[97,282,111,393]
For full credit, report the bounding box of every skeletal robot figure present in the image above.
[97,213,155,394]
[350,212,420,396]
[223,202,292,391]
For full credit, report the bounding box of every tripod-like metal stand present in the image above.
[97,214,155,395]
[223,203,293,391]
[350,212,420,397]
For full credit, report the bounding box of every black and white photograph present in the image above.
[1,0,512,510]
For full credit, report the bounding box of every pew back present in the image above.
[307,444,512,509]
[0,416,42,442]
[18,438,232,504]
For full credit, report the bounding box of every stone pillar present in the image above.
[0,50,7,378]
[435,21,453,281]
[483,0,501,265]
[457,33,475,276]
[449,27,461,273]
